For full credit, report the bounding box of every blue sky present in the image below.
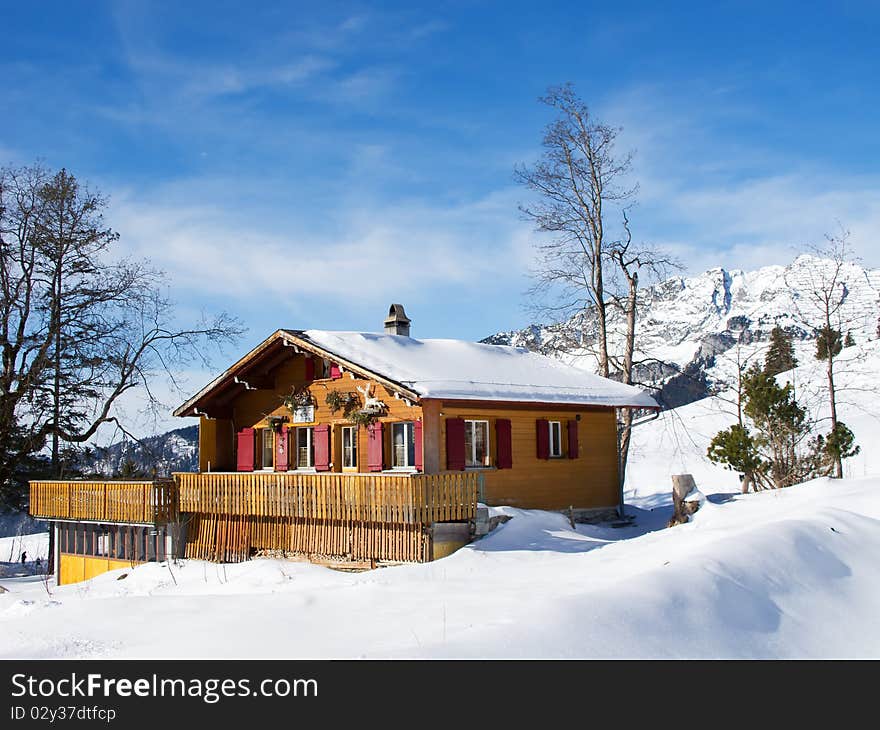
[3,1,880,432]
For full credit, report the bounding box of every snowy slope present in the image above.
[625,339,880,503]
[1,477,879,658]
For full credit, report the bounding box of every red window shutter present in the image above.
[536,419,550,460]
[329,362,342,379]
[304,356,315,381]
[367,422,384,472]
[314,424,330,471]
[275,426,289,471]
[414,420,423,472]
[568,420,579,459]
[496,418,512,469]
[236,428,255,471]
[446,418,466,471]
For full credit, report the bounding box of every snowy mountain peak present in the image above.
[484,256,880,408]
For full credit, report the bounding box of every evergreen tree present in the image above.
[708,364,811,490]
[764,325,798,375]
[707,424,762,493]
[844,331,855,348]
[812,422,860,476]
[816,326,842,361]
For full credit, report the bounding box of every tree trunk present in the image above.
[827,352,841,478]
[616,268,638,494]
[47,261,62,577]
[618,407,633,490]
[593,264,609,377]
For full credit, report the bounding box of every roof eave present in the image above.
[173,329,423,418]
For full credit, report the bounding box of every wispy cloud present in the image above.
[109,180,532,317]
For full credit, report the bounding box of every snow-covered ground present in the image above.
[1,340,878,659]
[1,474,879,658]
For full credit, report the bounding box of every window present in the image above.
[261,429,274,469]
[464,420,490,467]
[549,421,562,458]
[96,531,110,557]
[296,427,314,469]
[391,422,415,468]
[342,426,358,469]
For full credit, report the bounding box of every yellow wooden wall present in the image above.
[58,554,139,586]
[434,403,620,510]
[209,354,423,472]
[199,417,234,472]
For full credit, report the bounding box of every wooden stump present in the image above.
[667,473,701,527]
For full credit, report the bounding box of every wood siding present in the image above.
[219,354,423,473]
[434,402,620,510]
[59,555,138,586]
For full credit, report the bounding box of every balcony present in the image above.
[29,480,177,524]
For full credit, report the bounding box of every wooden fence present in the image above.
[176,471,478,563]
[175,471,477,524]
[30,472,479,565]
[29,480,177,524]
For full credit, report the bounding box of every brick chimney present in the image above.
[383,303,411,337]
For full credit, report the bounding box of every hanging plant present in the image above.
[265,415,288,432]
[348,409,381,427]
[325,390,360,417]
[282,386,313,413]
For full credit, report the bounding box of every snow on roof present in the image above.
[299,330,658,408]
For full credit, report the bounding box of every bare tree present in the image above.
[515,84,637,376]
[606,212,678,480]
[0,163,244,514]
[516,85,677,496]
[785,229,865,478]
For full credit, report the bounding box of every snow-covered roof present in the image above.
[297,330,658,408]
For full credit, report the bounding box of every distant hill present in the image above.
[83,425,199,477]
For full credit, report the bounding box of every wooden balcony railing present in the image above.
[29,480,177,524]
[174,471,479,524]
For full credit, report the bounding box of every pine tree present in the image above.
[764,325,797,376]
[844,331,855,348]
[707,424,762,493]
[812,421,860,476]
[708,364,811,490]
[816,326,842,361]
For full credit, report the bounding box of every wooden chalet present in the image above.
[30,304,657,585]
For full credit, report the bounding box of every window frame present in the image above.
[260,428,274,470]
[464,419,491,468]
[341,425,358,470]
[391,421,416,470]
[548,420,563,458]
[296,426,315,470]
